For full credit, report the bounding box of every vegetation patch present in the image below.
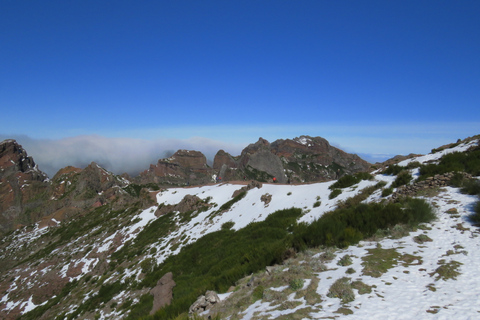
[392,171,413,188]
[295,198,435,249]
[327,277,355,303]
[337,254,353,266]
[329,172,373,190]
[329,188,342,199]
[289,278,305,291]
[351,280,373,294]
[430,260,462,281]
[413,234,433,244]
[418,148,480,180]
[336,181,386,209]
[208,192,246,220]
[362,247,400,278]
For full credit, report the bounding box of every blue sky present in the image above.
[1,1,479,176]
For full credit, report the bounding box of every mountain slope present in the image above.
[0,135,478,319]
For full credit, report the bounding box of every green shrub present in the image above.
[383,164,404,175]
[141,208,303,319]
[313,201,321,208]
[327,277,354,303]
[419,149,480,179]
[336,182,386,210]
[392,171,412,188]
[337,255,353,266]
[329,189,342,199]
[329,172,372,190]
[221,221,235,230]
[289,278,305,291]
[382,187,393,197]
[460,179,480,196]
[294,198,435,249]
[252,285,264,301]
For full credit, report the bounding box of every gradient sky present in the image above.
[1,1,479,176]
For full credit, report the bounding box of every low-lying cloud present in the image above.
[0,135,246,178]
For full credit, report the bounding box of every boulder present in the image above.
[189,290,220,314]
[150,272,176,315]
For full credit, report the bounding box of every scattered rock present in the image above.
[261,193,272,206]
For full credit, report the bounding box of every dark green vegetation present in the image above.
[294,198,435,249]
[329,172,373,190]
[418,148,480,180]
[140,208,303,319]
[124,183,160,197]
[391,171,413,188]
[124,197,435,319]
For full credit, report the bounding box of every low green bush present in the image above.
[329,189,342,199]
[329,172,373,190]
[295,198,435,249]
[382,187,393,197]
[221,221,235,230]
[419,149,480,180]
[391,171,412,188]
[289,279,305,291]
[383,164,404,175]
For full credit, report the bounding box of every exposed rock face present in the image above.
[213,136,371,183]
[150,272,176,315]
[137,150,214,186]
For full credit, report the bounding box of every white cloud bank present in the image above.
[1,122,477,177]
[0,135,246,178]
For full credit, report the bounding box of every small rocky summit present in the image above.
[137,149,214,186]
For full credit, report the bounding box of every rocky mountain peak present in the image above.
[0,139,47,182]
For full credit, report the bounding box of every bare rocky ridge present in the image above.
[214,136,371,183]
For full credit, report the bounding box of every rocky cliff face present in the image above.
[213,136,371,183]
[0,140,49,235]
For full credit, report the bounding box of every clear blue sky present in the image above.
[1,1,479,176]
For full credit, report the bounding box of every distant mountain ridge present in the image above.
[0,135,369,236]
[136,135,371,185]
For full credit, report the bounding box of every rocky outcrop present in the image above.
[155,194,211,217]
[150,272,176,315]
[137,150,214,186]
[189,290,221,314]
[390,172,474,201]
[231,180,262,198]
